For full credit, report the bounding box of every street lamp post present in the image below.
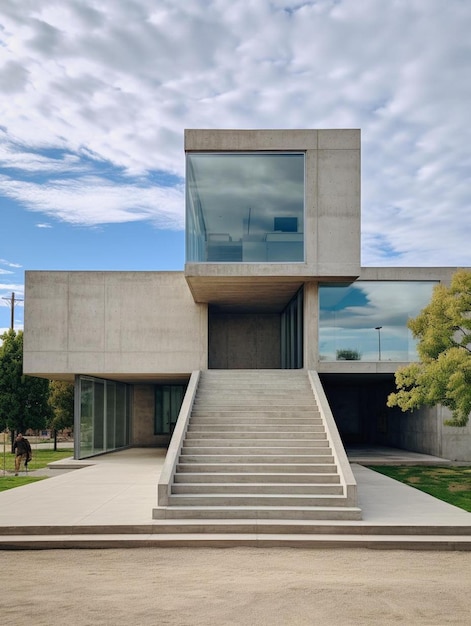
[375,326,382,361]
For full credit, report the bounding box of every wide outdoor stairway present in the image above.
[153,369,361,522]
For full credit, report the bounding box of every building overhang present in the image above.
[185,263,360,312]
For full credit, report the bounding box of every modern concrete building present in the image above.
[23,129,471,490]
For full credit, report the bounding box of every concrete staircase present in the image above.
[153,370,361,521]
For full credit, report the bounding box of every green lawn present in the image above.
[0,476,48,491]
[368,465,471,512]
[0,448,74,492]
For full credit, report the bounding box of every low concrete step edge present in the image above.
[1,522,470,536]
[1,534,470,551]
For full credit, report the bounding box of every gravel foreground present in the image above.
[1,547,470,625]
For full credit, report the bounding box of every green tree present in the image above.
[0,330,51,434]
[48,380,74,432]
[387,270,471,426]
[336,348,361,360]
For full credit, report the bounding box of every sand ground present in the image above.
[1,548,470,625]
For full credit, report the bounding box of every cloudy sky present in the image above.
[1,0,470,333]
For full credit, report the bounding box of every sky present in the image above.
[1,0,470,334]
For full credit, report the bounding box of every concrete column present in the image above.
[303,282,319,369]
[304,148,318,267]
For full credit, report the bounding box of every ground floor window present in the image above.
[154,385,187,435]
[77,376,131,459]
[318,281,437,361]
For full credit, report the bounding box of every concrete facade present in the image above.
[24,271,207,381]
[185,129,361,308]
[22,129,471,461]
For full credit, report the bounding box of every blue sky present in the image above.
[1,0,470,333]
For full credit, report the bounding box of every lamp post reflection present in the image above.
[375,326,382,361]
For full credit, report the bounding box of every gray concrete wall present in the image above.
[24,271,208,380]
[208,313,281,369]
[387,405,471,462]
[439,407,471,462]
[387,405,442,457]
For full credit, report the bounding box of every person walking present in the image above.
[13,433,32,475]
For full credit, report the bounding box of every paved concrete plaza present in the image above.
[0,447,469,548]
[0,447,469,528]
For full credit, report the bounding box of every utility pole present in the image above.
[2,292,23,330]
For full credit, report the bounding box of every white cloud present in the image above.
[0,138,84,174]
[0,174,184,228]
[0,259,22,268]
[0,0,469,265]
[35,223,52,228]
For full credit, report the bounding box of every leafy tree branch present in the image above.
[387,270,471,427]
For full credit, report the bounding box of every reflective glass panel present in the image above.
[79,378,93,458]
[186,153,304,262]
[78,376,130,459]
[319,281,437,362]
[93,380,105,454]
[106,381,116,450]
[154,384,186,435]
[115,384,128,448]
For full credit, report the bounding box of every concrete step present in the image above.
[181,446,332,455]
[185,431,327,439]
[173,472,341,483]
[171,483,344,495]
[198,377,310,382]
[187,418,325,434]
[4,521,470,537]
[2,533,470,550]
[196,386,313,394]
[185,436,329,445]
[183,437,328,446]
[189,416,322,423]
[196,398,313,405]
[200,370,307,376]
[167,494,352,507]
[176,463,337,473]
[196,385,313,392]
[179,454,335,463]
[194,392,316,399]
[190,410,321,418]
[192,401,318,407]
[153,505,362,520]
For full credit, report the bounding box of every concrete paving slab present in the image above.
[347,445,454,465]
[352,464,471,525]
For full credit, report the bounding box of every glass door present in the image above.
[154,385,187,435]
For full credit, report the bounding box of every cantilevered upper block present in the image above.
[184,129,361,307]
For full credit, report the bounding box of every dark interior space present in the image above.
[208,310,281,369]
[320,373,401,446]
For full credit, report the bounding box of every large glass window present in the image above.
[186,153,304,263]
[319,281,437,362]
[78,376,131,459]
